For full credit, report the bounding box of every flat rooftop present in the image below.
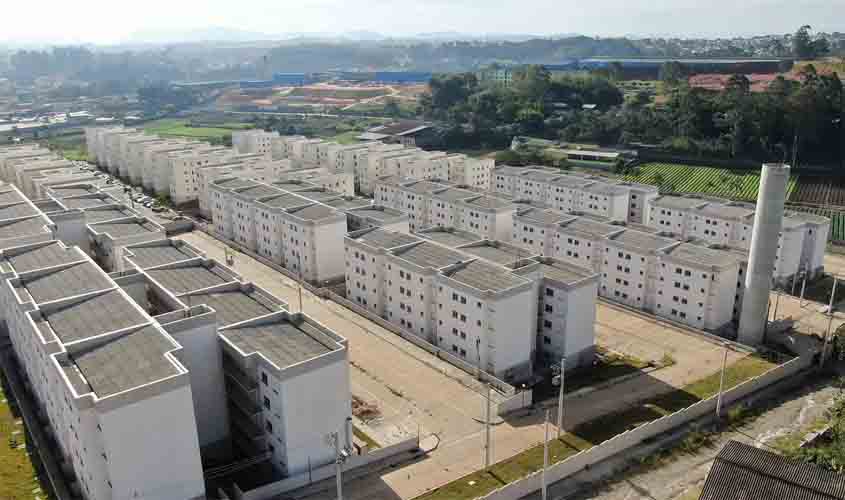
[324,197,372,211]
[693,203,755,221]
[222,318,337,370]
[608,229,677,252]
[459,241,533,266]
[663,243,740,268]
[0,217,49,239]
[351,228,420,249]
[184,289,280,327]
[786,210,831,225]
[516,258,596,284]
[16,261,113,304]
[392,241,468,269]
[416,227,483,248]
[85,207,136,224]
[125,243,199,269]
[516,208,567,225]
[214,178,258,190]
[147,264,235,295]
[260,193,311,209]
[61,197,110,210]
[90,220,160,238]
[402,180,447,195]
[0,189,25,205]
[558,217,621,238]
[0,202,38,221]
[462,196,513,209]
[433,188,477,203]
[65,325,180,398]
[441,259,529,292]
[651,195,709,210]
[32,199,63,213]
[348,206,406,221]
[37,289,147,343]
[3,242,83,274]
[287,204,339,221]
[49,186,95,198]
[522,170,563,182]
[236,185,283,200]
[272,180,319,191]
[293,188,341,202]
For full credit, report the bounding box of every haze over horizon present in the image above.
[3,0,843,46]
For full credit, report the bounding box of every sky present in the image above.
[2,0,844,45]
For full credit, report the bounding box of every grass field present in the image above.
[288,87,389,100]
[143,119,236,141]
[0,378,49,499]
[418,354,778,500]
[621,162,799,201]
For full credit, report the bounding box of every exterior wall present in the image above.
[551,229,602,272]
[513,219,553,256]
[537,279,597,367]
[312,219,348,282]
[100,384,206,500]
[654,260,738,330]
[166,318,231,454]
[600,245,651,309]
[345,243,388,316]
[385,261,435,342]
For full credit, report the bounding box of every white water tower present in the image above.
[738,163,790,345]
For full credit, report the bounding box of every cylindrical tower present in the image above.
[738,163,790,344]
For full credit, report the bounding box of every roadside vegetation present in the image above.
[0,376,50,499]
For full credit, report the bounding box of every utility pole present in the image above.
[829,275,838,315]
[542,409,550,500]
[557,355,566,438]
[334,432,343,500]
[297,252,304,313]
[716,343,729,417]
[483,385,492,469]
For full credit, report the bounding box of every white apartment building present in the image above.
[140,142,198,193]
[115,134,163,179]
[346,230,586,381]
[513,258,599,369]
[0,148,58,183]
[232,129,279,157]
[647,195,830,283]
[512,208,569,256]
[0,240,206,500]
[654,243,741,330]
[599,229,679,311]
[492,166,658,223]
[170,150,267,205]
[446,155,494,189]
[454,195,516,241]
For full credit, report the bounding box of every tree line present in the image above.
[420,61,844,167]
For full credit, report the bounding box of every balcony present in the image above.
[227,379,261,416]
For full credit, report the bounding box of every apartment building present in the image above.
[346,227,596,380]
[492,166,658,223]
[0,239,206,500]
[452,155,494,189]
[345,205,409,233]
[0,147,58,183]
[654,243,741,330]
[511,208,569,256]
[647,195,831,281]
[87,217,167,270]
[140,142,198,193]
[513,258,599,369]
[232,129,279,157]
[115,134,164,179]
[170,150,267,205]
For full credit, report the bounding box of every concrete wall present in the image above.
[477,353,813,500]
[100,383,206,500]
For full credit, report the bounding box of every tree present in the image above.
[383,98,401,117]
[512,65,551,102]
[659,61,689,86]
[793,25,830,60]
[726,74,751,95]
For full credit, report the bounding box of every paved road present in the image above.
[524,374,839,500]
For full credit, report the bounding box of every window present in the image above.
[261,372,268,386]
[546,288,554,297]
[266,420,273,434]
[544,320,553,329]
[545,304,553,313]
[263,396,271,410]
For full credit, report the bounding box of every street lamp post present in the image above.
[556,355,566,438]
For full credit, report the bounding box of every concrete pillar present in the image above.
[738,164,790,344]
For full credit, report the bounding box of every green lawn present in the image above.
[418,355,778,500]
[0,378,49,498]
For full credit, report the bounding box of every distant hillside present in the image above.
[266,36,647,72]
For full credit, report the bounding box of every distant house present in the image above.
[358,120,437,148]
[699,440,845,500]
